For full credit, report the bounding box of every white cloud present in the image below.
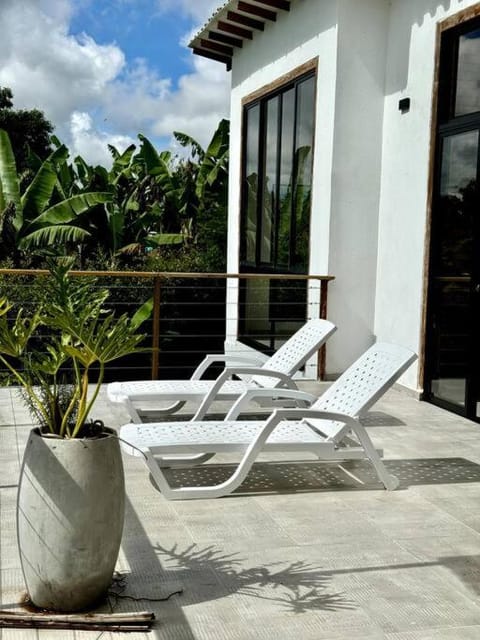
[155,0,222,24]
[151,57,230,147]
[70,111,136,167]
[0,0,230,165]
[0,1,125,124]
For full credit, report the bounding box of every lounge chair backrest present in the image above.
[309,342,417,430]
[251,319,336,388]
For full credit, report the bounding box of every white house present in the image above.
[190,0,480,421]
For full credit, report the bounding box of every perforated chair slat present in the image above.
[308,343,417,442]
[252,319,334,387]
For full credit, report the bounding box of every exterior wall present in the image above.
[375,0,479,391]
[226,0,480,390]
[326,0,389,374]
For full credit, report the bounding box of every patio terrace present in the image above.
[1,383,480,639]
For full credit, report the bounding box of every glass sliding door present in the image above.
[424,17,480,418]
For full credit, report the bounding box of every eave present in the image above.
[189,0,291,70]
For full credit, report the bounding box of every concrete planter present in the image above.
[17,427,125,612]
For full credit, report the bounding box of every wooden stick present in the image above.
[0,610,155,631]
[0,619,151,631]
[0,610,154,623]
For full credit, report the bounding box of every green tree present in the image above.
[0,87,53,173]
[0,129,112,263]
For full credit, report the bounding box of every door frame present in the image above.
[421,6,480,419]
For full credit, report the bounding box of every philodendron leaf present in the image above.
[0,302,42,357]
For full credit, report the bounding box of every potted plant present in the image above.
[0,261,152,612]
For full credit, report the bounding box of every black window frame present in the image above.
[238,67,317,352]
[239,68,316,274]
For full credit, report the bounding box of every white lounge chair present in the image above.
[108,319,337,422]
[120,342,417,499]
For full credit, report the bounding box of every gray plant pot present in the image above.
[17,427,125,612]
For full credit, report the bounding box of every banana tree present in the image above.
[0,129,112,255]
[100,135,187,256]
[173,119,229,268]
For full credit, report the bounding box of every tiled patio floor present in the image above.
[2,384,480,639]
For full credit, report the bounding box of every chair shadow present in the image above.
[359,411,406,427]
[154,457,480,496]
[150,542,355,614]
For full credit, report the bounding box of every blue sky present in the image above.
[0,0,229,166]
[70,1,194,87]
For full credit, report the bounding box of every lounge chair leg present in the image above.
[350,423,399,490]
[143,441,264,500]
[130,401,186,423]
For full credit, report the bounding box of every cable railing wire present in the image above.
[0,270,334,382]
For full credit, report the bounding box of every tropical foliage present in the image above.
[0,119,229,272]
[0,261,152,438]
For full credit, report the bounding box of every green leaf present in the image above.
[204,119,229,158]
[146,233,185,246]
[18,224,91,249]
[138,134,161,173]
[0,303,42,357]
[23,192,112,230]
[131,297,153,330]
[173,131,205,160]
[0,129,21,215]
[20,159,57,225]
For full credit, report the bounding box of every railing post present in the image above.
[151,276,161,380]
[318,278,329,381]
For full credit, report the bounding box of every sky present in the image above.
[0,0,230,166]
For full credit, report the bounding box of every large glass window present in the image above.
[239,71,316,350]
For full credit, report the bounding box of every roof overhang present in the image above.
[189,0,291,70]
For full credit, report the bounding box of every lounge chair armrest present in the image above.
[191,367,296,421]
[226,389,317,420]
[192,354,266,379]
[272,408,358,426]
[271,408,364,441]
[221,366,297,386]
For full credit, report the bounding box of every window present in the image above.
[239,70,316,350]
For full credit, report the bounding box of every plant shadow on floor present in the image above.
[152,542,355,614]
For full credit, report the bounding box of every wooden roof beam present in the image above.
[200,39,234,57]
[226,10,265,31]
[209,31,243,48]
[217,20,254,39]
[254,0,290,10]
[192,47,232,67]
[237,1,277,21]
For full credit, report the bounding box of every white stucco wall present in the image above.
[375,0,479,391]
[225,0,479,390]
[326,0,389,374]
